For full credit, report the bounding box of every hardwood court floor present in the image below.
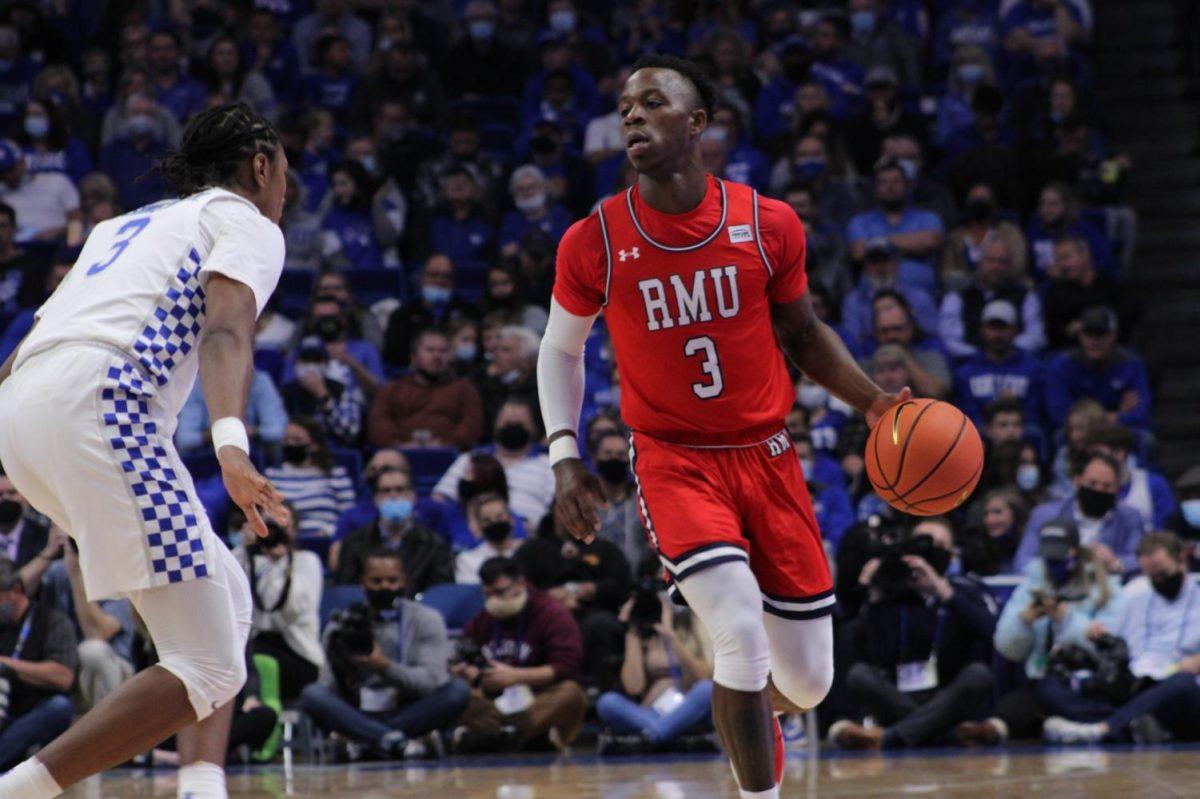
[64,747,1200,798]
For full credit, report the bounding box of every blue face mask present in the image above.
[422,284,452,305]
[792,158,826,182]
[1182,499,1200,530]
[468,20,495,40]
[1016,464,1041,492]
[379,498,414,524]
[851,11,876,35]
[549,9,576,34]
[24,117,49,139]
[957,64,986,85]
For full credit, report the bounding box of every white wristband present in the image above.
[211,417,250,456]
[548,434,581,466]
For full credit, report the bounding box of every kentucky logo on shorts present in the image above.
[763,430,792,458]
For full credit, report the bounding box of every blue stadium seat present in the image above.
[454,260,489,303]
[253,348,287,386]
[297,535,334,565]
[343,268,406,307]
[319,584,365,628]
[275,270,315,305]
[417,582,484,630]
[402,446,459,495]
[183,452,221,482]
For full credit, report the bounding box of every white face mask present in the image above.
[515,192,546,214]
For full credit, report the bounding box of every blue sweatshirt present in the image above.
[1044,348,1152,430]
[954,349,1044,427]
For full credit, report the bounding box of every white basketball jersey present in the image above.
[16,187,285,418]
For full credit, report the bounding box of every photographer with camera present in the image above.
[450,557,586,753]
[1040,532,1200,745]
[831,518,998,750]
[232,505,324,703]
[972,518,1124,743]
[0,557,75,770]
[596,560,714,753]
[300,549,469,759]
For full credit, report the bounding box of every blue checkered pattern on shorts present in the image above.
[132,249,206,386]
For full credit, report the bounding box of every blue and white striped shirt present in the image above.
[265,463,356,538]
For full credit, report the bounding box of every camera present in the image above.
[251,518,288,551]
[457,637,490,669]
[297,335,327,364]
[628,578,665,637]
[869,528,951,595]
[330,603,375,657]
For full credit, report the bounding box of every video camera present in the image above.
[628,578,666,637]
[330,603,375,657]
[868,526,952,595]
[457,637,490,669]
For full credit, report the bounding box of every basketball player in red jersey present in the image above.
[537,55,907,797]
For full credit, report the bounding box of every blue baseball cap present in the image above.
[0,140,20,173]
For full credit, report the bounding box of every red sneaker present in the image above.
[773,716,785,787]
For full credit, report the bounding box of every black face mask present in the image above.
[530,135,558,156]
[596,459,628,484]
[880,197,906,213]
[282,444,309,465]
[1152,572,1185,601]
[482,520,512,544]
[783,58,811,84]
[366,587,401,612]
[0,500,21,526]
[1077,486,1117,519]
[313,316,344,342]
[495,423,531,450]
[965,198,995,223]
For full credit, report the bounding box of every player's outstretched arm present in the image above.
[538,298,607,541]
[772,294,910,427]
[199,273,285,537]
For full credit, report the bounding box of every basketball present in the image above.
[865,398,984,517]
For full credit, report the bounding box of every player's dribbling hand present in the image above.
[552,458,608,542]
[866,386,913,429]
[218,446,286,538]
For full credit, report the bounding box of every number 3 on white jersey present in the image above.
[684,335,724,399]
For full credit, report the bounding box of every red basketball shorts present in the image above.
[629,429,835,619]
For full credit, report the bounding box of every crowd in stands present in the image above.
[0,0,1195,767]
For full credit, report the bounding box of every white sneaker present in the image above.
[1043,716,1104,744]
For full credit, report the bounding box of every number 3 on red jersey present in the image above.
[684,335,724,399]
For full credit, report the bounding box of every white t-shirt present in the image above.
[17,188,285,418]
[583,111,622,158]
[1,172,80,240]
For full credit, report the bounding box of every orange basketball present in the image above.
[865,398,984,517]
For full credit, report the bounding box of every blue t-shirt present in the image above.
[1027,216,1115,276]
[1001,1,1083,43]
[725,144,771,192]
[953,349,1044,427]
[809,59,866,122]
[431,212,493,266]
[23,139,93,184]
[754,76,798,144]
[846,208,946,295]
[155,75,208,122]
[321,206,382,269]
[498,205,573,252]
[302,71,359,120]
[810,409,848,457]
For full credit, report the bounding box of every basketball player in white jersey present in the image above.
[0,103,288,799]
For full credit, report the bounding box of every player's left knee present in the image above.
[773,654,834,710]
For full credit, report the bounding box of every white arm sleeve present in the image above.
[537,298,598,443]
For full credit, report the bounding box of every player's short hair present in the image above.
[479,556,521,586]
[983,397,1024,424]
[156,102,280,197]
[630,54,718,122]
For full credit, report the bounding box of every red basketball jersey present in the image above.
[555,176,809,446]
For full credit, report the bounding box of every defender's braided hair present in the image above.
[155,102,280,197]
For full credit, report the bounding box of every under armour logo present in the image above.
[618,247,640,261]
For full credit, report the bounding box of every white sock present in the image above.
[0,757,63,799]
[738,788,780,799]
[178,761,226,799]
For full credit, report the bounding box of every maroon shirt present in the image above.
[462,586,583,681]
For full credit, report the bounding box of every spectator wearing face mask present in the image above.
[97,93,171,209]
[840,238,938,349]
[17,100,92,185]
[707,104,770,194]
[1044,306,1151,432]
[456,493,522,584]
[980,517,1123,744]
[1027,182,1114,277]
[794,375,848,459]
[523,115,594,218]
[844,66,927,176]
[940,182,1028,287]
[830,519,998,750]
[589,431,649,568]
[334,467,453,591]
[1086,426,1176,532]
[952,301,1044,429]
[498,166,572,260]
[844,0,924,89]
[1015,453,1145,576]
[282,335,365,448]
[767,135,863,229]
[301,550,469,760]
[444,0,528,99]
[450,557,587,753]
[432,399,555,531]
[1041,533,1200,746]
[368,329,484,451]
[480,327,542,433]
[413,113,505,216]
[266,419,357,539]
[295,292,384,394]
[755,36,813,153]
[383,254,477,370]
[320,160,383,269]
[0,139,80,243]
[1169,467,1200,545]
[933,45,997,151]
